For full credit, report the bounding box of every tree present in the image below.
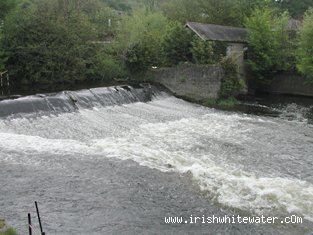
[117,10,168,73]
[161,0,272,27]
[0,0,20,22]
[162,21,193,65]
[274,0,313,19]
[161,0,202,23]
[190,37,215,65]
[245,8,290,82]
[0,0,21,71]
[2,0,105,83]
[0,30,5,71]
[296,8,313,82]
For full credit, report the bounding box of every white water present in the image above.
[1,94,313,225]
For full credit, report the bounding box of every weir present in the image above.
[0,84,163,118]
[0,85,312,235]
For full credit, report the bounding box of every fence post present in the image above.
[28,213,32,235]
[35,201,44,234]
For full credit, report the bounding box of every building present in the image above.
[185,22,248,77]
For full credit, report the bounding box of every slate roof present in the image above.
[186,22,248,43]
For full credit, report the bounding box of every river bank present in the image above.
[0,219,16,235]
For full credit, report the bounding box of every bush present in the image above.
[0,228,17,235]
[2,0,101,83]
[190,37,215,65]
[92,46,126,80]
[117,10,168,74]
[296,8,313,83]
[124,42,153,74]
[245,8,291,83]
[217,96,239,107]
[162,21,193,66]
[219,57,245,99]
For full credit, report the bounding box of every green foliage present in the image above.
[162,22,193,66]
[91,45,126,80]
[124,42,154,74]
[162,22,221,66]
[219,57,245,99]
[0,228,17,235]
[101,0,165,12]
[296,8,313,83]
[101,0,132,11]
[0,0,20,21]
[161,0,201,23]
[0,0,20,71]
[245,8,291,83]
[0,219,4,229]
[190,37,215,65]
[0,29,5,71]
[197,0,244,26]
[81,2,117,39]
[2,0,115,83]
[0,219,16,235]
[117,10,168,73]
[179,75,187,83]
[204,98,217,106]
[275,0,313,18]
[161,0,272,27]
[217,96,239,107]
[204,96,239,108]
[1,0,308,86]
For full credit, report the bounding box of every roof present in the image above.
[186,22,247,43]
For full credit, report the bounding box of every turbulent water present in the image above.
[0,85,312,235]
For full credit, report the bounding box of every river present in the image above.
[0,85,312,235]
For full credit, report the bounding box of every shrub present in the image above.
[162,21,193,66]
[0,228,17,235]
[219,57,245,99]
[2,0,101,83]
[296,8,313,83]
[91,45,126,80]
[245,8,290,83]
[217,96,239,107]
[117,10,168,74]
[190,37,215,65]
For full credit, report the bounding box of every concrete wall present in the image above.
[151,64,224,101]
[249,73,313,97]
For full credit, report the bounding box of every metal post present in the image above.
[28,213,32,235]
[35,201,44,234]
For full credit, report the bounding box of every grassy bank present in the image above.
[204,97,240,108]
[0,219,16,235]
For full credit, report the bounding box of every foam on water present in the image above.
[0,94,312,224]
[91,116,313,221]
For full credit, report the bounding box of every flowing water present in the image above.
[0,85,312,235]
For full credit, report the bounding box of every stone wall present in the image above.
[249,73,313,97]
[151,64,224,101]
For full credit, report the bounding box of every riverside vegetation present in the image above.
[0,219,16,235]
[1,0,313,100]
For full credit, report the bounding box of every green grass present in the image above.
[0,219,17,235]
[204,98,217,106]
[0,228,17,235]
[179,75,188,83]
[217,97,239,107]
[204,96,240,108]
[0,219,5,230]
